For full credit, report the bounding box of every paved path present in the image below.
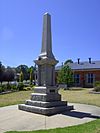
[0,103,100,133]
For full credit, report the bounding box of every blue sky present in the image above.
[0,0,100,67]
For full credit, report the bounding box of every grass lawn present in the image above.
[5,119,100,133]
[59,88,100,107]
[0,88,100,107]
[0,88,100,133]
[0,90,33,107]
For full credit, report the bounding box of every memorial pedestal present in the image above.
[18,87,73,116]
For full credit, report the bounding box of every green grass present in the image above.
[0,88,100,107]
[0,90,33,107]
[0,88,100,133]
[5,119,100,133]
[59,88,100,107]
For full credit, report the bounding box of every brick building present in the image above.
[56,58,100,87]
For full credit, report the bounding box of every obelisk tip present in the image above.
[44,12,50,16]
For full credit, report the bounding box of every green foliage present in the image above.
[16,65,29,80]
[23,87,32,91]
[19,71,24,82]
[95,81,100,87]
[0,62,36,83]
[94,86,100,92]
[0,82,34,93]
[94,81,100,92]
[0,86,5,93]
[0,85,6,92]
[16,65,36,81]
[57,65,73,86]
[1,84,11,91]
[29,68,33,85]
[0,84,18,93]
[4,67,15,82]
[0,62,15,83]
[11,85,18,91]
[64,59,73,65]
[17,83,24,91]
[0,61,5,83]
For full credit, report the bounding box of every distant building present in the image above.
[56,58,100,87]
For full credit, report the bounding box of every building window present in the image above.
[74,74,80,84]
[87,73,94,84]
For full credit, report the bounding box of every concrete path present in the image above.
[0,103,100,133]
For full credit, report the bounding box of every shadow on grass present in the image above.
[62,111,100,119]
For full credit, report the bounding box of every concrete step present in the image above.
[31,93,61,102]
[34,86,58,94]
[25,100,67,108]
[18,104,74,116]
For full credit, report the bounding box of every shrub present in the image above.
[7,83,11,90]
[11,84,18,91]
[1,84,11,91]
[0,86,4,93]
[0,85,4,92]
[95,81,100,87]
[94,86,100,92]
[17,82,24,91]
[0,84,12,93]
[0,83,25,93]
[94,81,100,92]
[23,87,32,91]
[0,82,34,93]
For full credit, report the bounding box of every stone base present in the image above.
[18,86,74,115]
[34,86,58,94]
[18,104,73,116]
[31,93,61,102]
[26,100,67,108]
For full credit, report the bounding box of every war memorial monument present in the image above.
[18,13,73,115]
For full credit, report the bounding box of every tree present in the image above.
[29,67,33,85]
[19,71,24,82]
[4,66,15,83]
[57,65,73,87]
[29,66,36,79]
[0,62,5,84]
[64,59,73,65]
[16,65,29,81]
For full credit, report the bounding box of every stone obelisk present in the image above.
[35,12,58,87]
[18,13,73,115]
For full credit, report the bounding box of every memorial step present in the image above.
[31,93,61,102]
[25,100,67,108]
[18,104,74,116]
